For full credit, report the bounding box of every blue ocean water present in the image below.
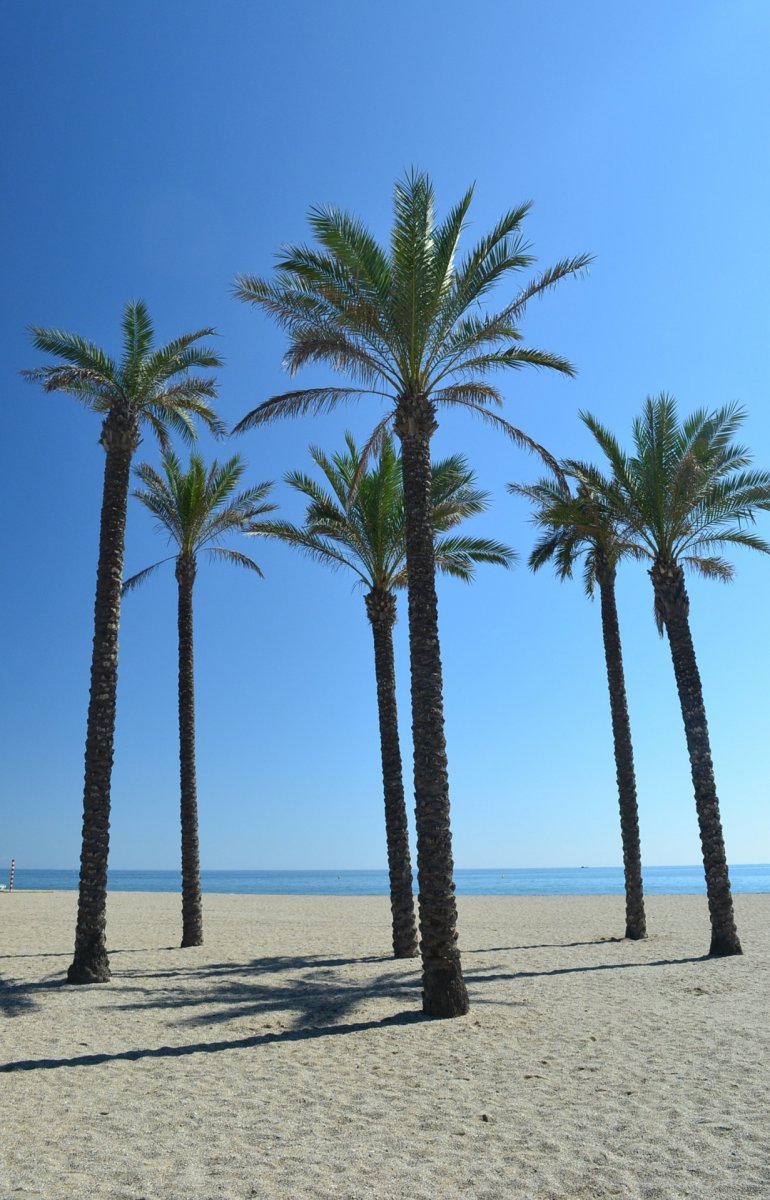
[6,864,770,895]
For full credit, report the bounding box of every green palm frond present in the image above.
[504,254,595,322]
[204,548,265,576]
[573,394,770,597]
[121,300,155,393]
[121,558,176,594]
[431,382,504,408]
[512,466,636,597]
[346,412,397,506]
[261,432,512,593]
[19,366,120,411]
[681,555,734,582]
[231,387,374,435]
[245,519,366,580]
[24,301,223,446]
[26,327,118,377]
[234,171,589,457]
[138,329,221,388]
[433,534,516,582]
[125,451,274,587]
[442,399,563,478]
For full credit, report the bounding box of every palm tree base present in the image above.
[709,933,743,957]
[422,959,470,1018]
[67,955,111,984]
[180,935,203,948]
[625,924,647,940]
[393,943,419,959]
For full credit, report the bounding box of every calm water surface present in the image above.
[7,864,770,895]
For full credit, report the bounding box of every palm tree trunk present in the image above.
[596,562,646,940]
[394,395,469,1018]
[651,559,742,956]
[176,554,203,947]
[365,588,419,959]
[67,409,139,984]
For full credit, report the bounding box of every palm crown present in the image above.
[511,474,646,596]
[233,170,591,460]
[571,395,770,592]
[124,452,275,591]
[248,432,515,589]
[23,299,225,446]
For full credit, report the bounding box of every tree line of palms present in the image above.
[23,171,769,1013]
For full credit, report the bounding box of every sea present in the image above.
[5,864,769,895]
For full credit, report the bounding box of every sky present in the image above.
[2,0,769,873]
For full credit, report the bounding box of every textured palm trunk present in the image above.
[596,560,646,940]
[651,558,742,956]
[68,408,139,984]
[177,554,203,948]
[394,395,469,1018]
[365,588,419,959]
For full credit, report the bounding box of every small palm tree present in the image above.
[511,474,647,940]
[233,170,590,1016]
[250,433,513,959]
[23,301,224,983]
[576,395,770,956]
[123,452,274,948]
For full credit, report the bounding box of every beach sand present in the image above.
[1,891,768,1199]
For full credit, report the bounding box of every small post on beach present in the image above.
[9,859,15,890]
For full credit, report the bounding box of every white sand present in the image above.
[1,891,768,1200]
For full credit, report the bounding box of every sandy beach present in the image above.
[1,891,768,1199]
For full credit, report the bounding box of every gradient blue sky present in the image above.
[2,0,769,872]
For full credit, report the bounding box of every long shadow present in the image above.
[0,947,178,961]
[464,954,707,984]
[465,939,623,954]
[1,1010,425,1074]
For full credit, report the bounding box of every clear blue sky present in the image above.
[2,0,769,871]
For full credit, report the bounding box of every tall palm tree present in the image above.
[22,302,224,983]
[511,474,647,940]
[575,395,770,956]
[233,170,590,1016]
[123,452,274,948]
[250,433,514,959]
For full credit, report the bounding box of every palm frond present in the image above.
[232,387,374,435]
[25,306,223,445]
[121,300,155,391]
[205,547,265,576]
[122,558,175,594]
[505,254,595,322]
[26,327,117,378]
[440,399,563,478]
[346,412,397,507]
[246,520,368,582]
[434,534,516,581]
[681,555,734,582]
[19,366,120,410]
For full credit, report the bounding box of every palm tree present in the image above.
[123,452,274,948]
[575,395,770,956]
[250,433,514,959]
[233,170,590,1016]
[23,302,224,983]
[511,474,647,939]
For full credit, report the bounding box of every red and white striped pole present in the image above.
[9,859,15,891]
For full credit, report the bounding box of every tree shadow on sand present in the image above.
[110,952,423,1031]
[0,947,708,1069]
[0,973,69,1016]
[1,1009,426,1073]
